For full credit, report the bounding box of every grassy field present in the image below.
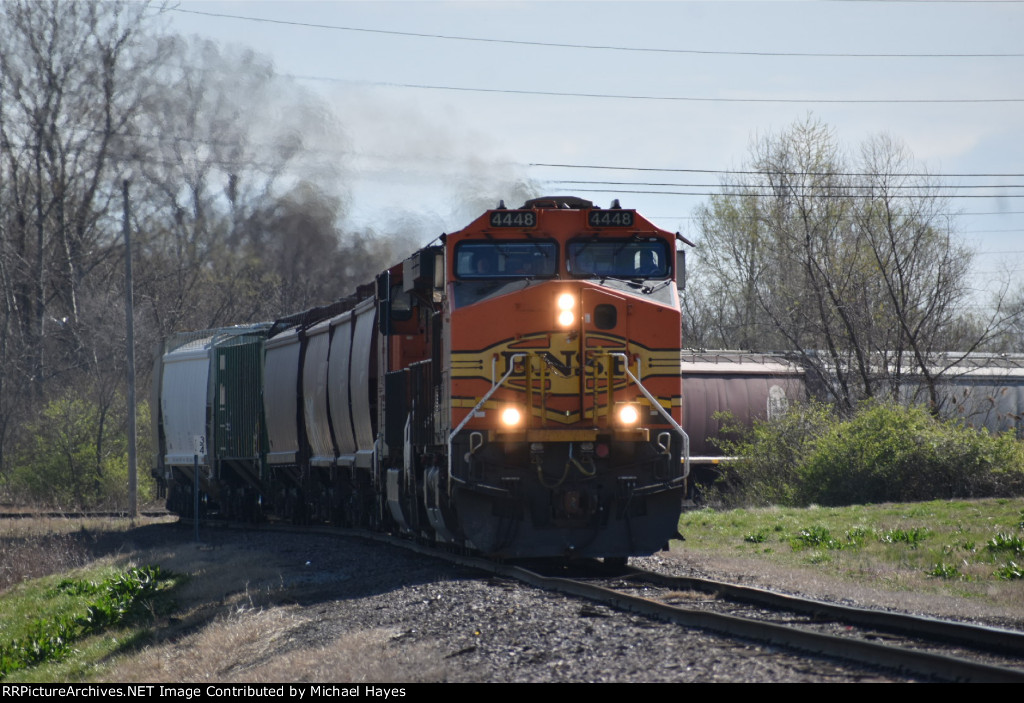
[676,497,1024,607]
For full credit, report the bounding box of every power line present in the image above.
[8,127,1024,201]
[553,179,1024,190]
[650,211,1024,219]
[291,76,1024,105]
[533,163,1024,178]
[14,124,1024,183]
[562,186,1024,199]
[169,7,1024,59]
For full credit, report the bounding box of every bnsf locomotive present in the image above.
[152,196,690,560]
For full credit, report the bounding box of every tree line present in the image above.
[0,0,411,506]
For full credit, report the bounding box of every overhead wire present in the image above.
[552,179,1024,190]
[533,163,1024,178]
[169,7,1024,59]
[283,76,1024,105]
[7,126,1023,188]
[167,8,1024,104]
[559,187,1024,199]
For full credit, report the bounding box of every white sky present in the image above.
[164,0,1024,305]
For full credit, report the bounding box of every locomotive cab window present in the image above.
[455,241,558,279]
[568,238,671,280]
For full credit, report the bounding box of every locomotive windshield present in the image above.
[456,241,558,279]
[568,238,671,279]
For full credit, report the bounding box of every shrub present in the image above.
[708,401,834,507]
[797,402,1024,506]
[7,391,154,510]
[708,400,1024,508]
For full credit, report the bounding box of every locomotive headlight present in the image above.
[500,406,523,427]
[617,404,640,426]
[556,293,576,327]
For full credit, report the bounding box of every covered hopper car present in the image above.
[680,351,807,461]
[153,197,691,560]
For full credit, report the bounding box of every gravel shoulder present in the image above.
[637,549,1024,633]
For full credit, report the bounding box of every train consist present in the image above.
[153,196,692,560]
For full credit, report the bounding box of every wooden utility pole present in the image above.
[123,180,137,517]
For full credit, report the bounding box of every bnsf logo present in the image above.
[497,350,627,379]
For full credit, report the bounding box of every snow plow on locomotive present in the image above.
[152,196,690,559]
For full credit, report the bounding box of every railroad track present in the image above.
[385,536,1024,682]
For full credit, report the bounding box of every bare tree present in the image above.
[0,0,156,477]
[691,117,1013,411]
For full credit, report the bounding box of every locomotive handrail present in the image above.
[609,352,690,482]
[447,352,528,493]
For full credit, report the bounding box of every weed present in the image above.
[845,527,871,547]
[790,526,845,551]
[0,565,174,679]
[744,529,769,544]
[994,562,1024,581]
[986,533,1024,556]
[927,563,964,580]
[805,551,832,565]
[677,498,1024,611]
[878,528,930,549]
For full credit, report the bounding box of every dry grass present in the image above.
[0,515,169,593]
[104,608,446,683]
[0,529,90,592]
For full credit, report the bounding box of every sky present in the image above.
[163,0,1024,304]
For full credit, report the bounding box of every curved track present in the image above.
[378,534,1024,682]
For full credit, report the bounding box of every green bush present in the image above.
[709,400,1024,508]
[7,391,154,510]
[709,401,833,507]
[798,402,1024,506]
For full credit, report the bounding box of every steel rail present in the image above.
[626,567,1024,658]
[498,563,1024,683]
[387,535,1024,682]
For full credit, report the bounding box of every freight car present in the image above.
[680,351,807,462]
[921,353,1024,436]
[153,196,690,560]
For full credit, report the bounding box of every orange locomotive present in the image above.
[154,196,689,561]
[380,196,689,559]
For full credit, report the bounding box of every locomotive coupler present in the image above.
[567,441,597,478]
